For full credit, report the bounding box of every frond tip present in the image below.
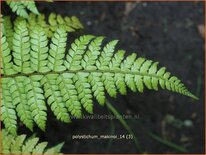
[1,20,198,135]
[1,129,63,154]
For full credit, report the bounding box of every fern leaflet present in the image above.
[3,13,83,38]
[6,0,39,18]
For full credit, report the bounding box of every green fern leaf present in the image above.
[2,16,13,49]
[111,50,127,95]
[22,137,39,154]
[25,75,47,131]
[27,13,51,36]
[2,13,84,42]
[1,79,17,136]
[6,1,28,18]
[64,35,94,70]
[75,72,93,113]
[1,129,63,154]
[21,1,39,15]
[14,77,34,131]
[82,36,104,70]
[89,72,105,105]
[48,28,67,71]
[96,40,119,69]
[26,13,84,37]
[49,13,84,33]
[44,142,64,154]
[122,53,138,92]
[1,14,5,35]
[32,142,48,154]
[57,73,82,118]
[41,74,71,123]
[1,33,15,75]
[1,129,14,154]
[1,21,198,134]
[30,25,50,73]
[13,20,31,73]
[5,0,39,18]
[10,134,26,154]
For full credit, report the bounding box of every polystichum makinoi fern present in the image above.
[1,13,198,136]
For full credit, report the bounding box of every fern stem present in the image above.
[2,69,197,100]
[1,69,160,78]
[130,119,189,153]
[1,69,180,86]
[145,131,188,153]
[1,70,164,78]
[106,110,116,153]
[105,99,143,153]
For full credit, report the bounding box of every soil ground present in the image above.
[2,1,205,153]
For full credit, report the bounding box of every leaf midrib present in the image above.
[2,69,168,82]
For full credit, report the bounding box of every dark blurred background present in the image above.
[2,1,205,153]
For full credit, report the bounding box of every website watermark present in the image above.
[70,114,140,120]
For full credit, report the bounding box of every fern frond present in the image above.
[30,25,50,73]
[1,21,198,134]
[42,74,70,123]
[1,33,15,75]
[1,79,17,136]
[3,13,84,39]
[65,35,94,70]
[5,0,39,18]
[25,76,47,131]
[57,73,82,118]
[48,28,67,71]
[1,129,63,154]
[12,20,31,73]
[14,77,34,131]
